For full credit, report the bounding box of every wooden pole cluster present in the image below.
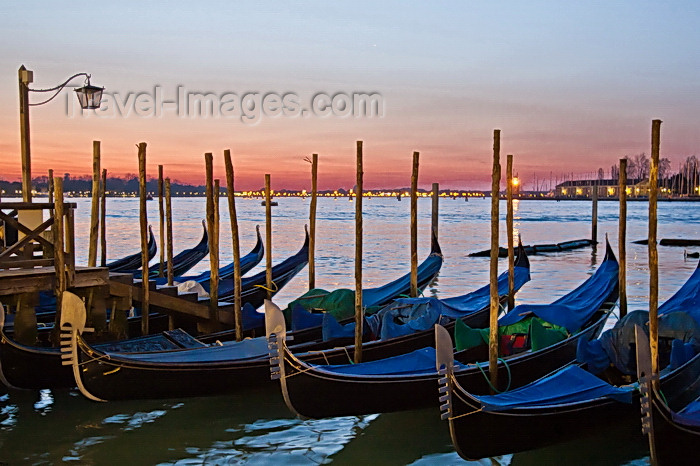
[158,165,165,277]
[354,141,364,364]
[100,169,107,267]
[265,174,273,300]
[431,182,439,244]
[506,154,515,311]
[165,178,174,287]
[137,142,150,336]
[410,151,419,298]
[618,158,628,318]
[649,120,662,377]
[204,153,220,328]
[88,141,100,267]
[224,150,243,341]
[309,154,318,290]
[489,130,502,390]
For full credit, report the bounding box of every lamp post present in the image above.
[18,65,104,202]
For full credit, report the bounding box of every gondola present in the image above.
[106,226,157,272]
[113,228,308,337]
[152,225,264,286]
[24,226,261,325]
[286,231,445,334]
[271,241,618,419]
[644,356,700,465]
[439,259,700,461]
[2,233,436,393]
[0,230,307,390]
[638,270,700,466]
[133,220,209,278]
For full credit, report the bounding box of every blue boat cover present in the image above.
[216,231,309,302]
[105,336,270,363]
[241,302,265,331]
[473,365,635,412]
[373,264,531,340]
[498,255,618,333]
[289,250,443,331]
[152,234,263,287]
[292,303,324,331]
[362,252,443,307]
[673,396,700,427]
[658,260,700,325]
[322,264,531,341]
[315,347,464,376]
[577,262,700,375]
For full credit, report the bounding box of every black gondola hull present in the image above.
[280,311,609,418]
[74,340,273,400]
[448,349,700,460]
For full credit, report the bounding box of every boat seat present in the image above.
[164,328,207,348]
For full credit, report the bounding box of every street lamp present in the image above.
[18,65,104,202]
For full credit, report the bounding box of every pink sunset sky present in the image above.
[2,1,700,191]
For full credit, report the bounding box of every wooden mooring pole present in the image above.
[211,179,221,329]
[489,130,501,391]
[410,151,419,298]
[51,176,66,341]
[158,165,165,277]
[309,153,318,290]
[506,154,515,312]
[48,169,54,205]
[354,141,364,364]
[100,169,107,267]
[138,142,150,336]
[204,153,219,328]
[591,184,599,244]
[431,182,439,246]
[265,174,273,301]
[224,150,243,341]
[649,120,662,378]
[619,158,628,318]
[165,178,174,287]
[88,141,100,267]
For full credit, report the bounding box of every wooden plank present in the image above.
[0,258,54,268]
[109,280,235,325]
[0,202,77,210]
[0,267,108,295]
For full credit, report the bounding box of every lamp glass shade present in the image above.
[74,84,104,109]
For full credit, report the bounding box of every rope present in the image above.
[254,280,278,293]
[77,352,111,367]
[473,357,513,394]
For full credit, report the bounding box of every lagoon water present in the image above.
[1,196,699,464]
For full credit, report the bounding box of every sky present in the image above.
[2,1,700,190]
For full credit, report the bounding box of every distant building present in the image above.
[555,178,647,198]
